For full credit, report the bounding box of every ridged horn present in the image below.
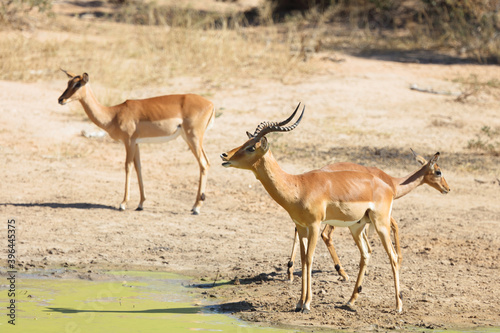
[251,103,305,141]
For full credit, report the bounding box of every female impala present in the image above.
[58,70,215,214]
[287,149,450,282]
[221,104,450,313]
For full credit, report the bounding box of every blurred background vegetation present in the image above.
[0,0,498,87]
[5,0,496,60]
[1,0,498,157]
[101,0,500,64]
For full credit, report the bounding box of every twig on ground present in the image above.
[410,84,460,96]
[474,178,500,185]
[213,269,220,287]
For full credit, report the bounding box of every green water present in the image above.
[0,270,297,333]
[1,270,497,333]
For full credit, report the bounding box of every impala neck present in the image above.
[393,165,427,199]
[251,150,300,208]
[78,84,116,130]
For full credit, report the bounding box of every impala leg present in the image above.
[120,142,136,211]
[295,226,307,312]
[133,144,146,211]
[296,223,320,313]
[303,223,320,313]
[361,225,373,277]
[362,226,373,254]
[184,135,210,215]
[321,224,349,281]
[372,214,403,312]
[347,220,370,307]
[196,145,210,212]
[287,227,299,282]
[390,216,402,268]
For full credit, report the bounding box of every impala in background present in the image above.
[58,70,215,214]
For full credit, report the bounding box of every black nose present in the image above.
[58,98,63,105]
[220,153,228,159]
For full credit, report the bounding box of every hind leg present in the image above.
[133,144,146,210]
[370,212,403,312]
[182,133,210,215]
[390,216,402,268]
[347,219,371,307]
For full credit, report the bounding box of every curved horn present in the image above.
[250,103,302,138]
[252,103,305,141]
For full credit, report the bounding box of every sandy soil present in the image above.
[1,4,500,332]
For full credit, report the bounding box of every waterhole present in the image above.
[0,270,296,333]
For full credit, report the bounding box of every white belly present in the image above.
[136,130,181,144]
[322,219,360,227]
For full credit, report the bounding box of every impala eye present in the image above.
[436,170,442,176]
[246,145,256,152]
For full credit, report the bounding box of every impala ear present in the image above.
[82,73,89,84]
[429,152,440,167]
[246,131,254,139]
[60,68,76,78]
[410,148,427,165]
[259,136,269,151]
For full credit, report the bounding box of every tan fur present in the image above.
[58,70,214,213]
[287,154,450,282]
[221,108,450,313]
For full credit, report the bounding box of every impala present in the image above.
[287,149,449,282]
[221,104,450,313]
[58,70,215,214]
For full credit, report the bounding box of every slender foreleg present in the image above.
[287,227,299,282]
[295,225,308,312]
[120,141,136,211]
[301,222,321,314]
[321,224,349,281]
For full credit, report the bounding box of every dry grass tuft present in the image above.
[467,126,500,157]
[0,12,315,91]
[452,74,500,102]
[0,0,52,30]
[1,0,498,93]
[266,0,500,64]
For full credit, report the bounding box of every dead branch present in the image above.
[410,84,460,96]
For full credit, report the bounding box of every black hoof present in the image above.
[191,210,199,215]
[135,207,143,211]
[294,307,302,313]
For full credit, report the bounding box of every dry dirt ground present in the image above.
[1,4,500,333]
